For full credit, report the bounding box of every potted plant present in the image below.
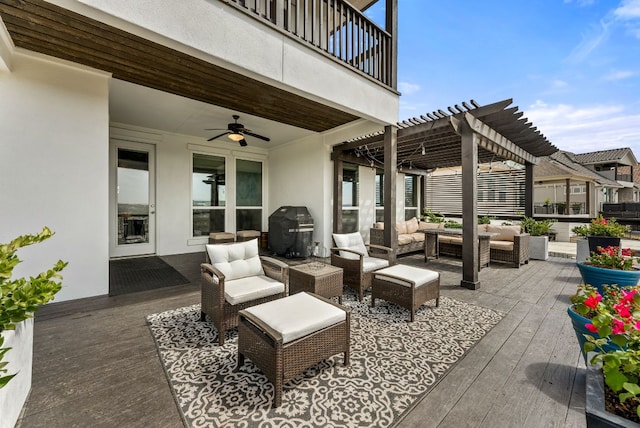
[572,202,582,214]
[577,246,640,293]
[557,202,566,215]
[573,215,629,254]
[520,216,555,260]
[544,198,552,214]
[569,283,640,425]
[0,227,67,428]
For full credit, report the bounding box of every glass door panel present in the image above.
[110,141,155,257]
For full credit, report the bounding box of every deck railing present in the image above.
[224,0,393,88]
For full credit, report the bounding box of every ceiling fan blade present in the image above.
[207,131,230,141]
[242,130,270,142]
[239,138,248,147]
[204,128,227,131]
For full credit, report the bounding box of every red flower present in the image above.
[614,303,633,318]
[612,319,626,334]
[586,323,598,333]
[622,248,636,257]
[621,289,637,304]
[635,321,640,330]
[584,293,602,309]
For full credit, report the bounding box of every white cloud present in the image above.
[604,70,635,80]
[552,79,568,88]
[524,102,640,154]
[398,81,421,95]
[614,0,640,19]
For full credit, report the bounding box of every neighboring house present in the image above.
[573,147,640,203]
[533,150,622,217]
[0,0,400,302]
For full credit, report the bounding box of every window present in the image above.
[342,165,359,232]
[236,159,263,231]
[192,153,225,236]
[404,175,418,220]
[571,185,586,194]
[375,171,384,222]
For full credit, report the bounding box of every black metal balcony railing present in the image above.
[616,173,633,182]
[225,0,393,87]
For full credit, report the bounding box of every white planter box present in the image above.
[576,238,589,263]
[529,235,549,260]
[0,318,33,428]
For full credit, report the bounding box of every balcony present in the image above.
[226,0,394,88]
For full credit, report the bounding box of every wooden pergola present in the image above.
[331,98,558,289]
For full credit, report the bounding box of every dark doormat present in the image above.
[109,256,190,296]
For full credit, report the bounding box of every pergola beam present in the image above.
[464,113,540,166]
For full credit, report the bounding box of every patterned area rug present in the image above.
[147,293,503,427]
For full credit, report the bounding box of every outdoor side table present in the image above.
[289,263,344,303]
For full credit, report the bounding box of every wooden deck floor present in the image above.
[18,253,586,428]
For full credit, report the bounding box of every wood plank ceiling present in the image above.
[0,0,360,132]
[334,99,559,170]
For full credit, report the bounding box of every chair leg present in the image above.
[237,351,244,368]
[200,312,206,322]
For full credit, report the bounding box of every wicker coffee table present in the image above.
[289,263,344,303]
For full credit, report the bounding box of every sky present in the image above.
[365,0,640,157]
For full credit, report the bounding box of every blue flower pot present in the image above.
[567,305,621,364]
[576,262,640,294]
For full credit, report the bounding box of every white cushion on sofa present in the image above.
[363,256,390,273]
[409,232,425,242]
[490,240,514,251]
[225,275,285,305]
[333,232,369,260]
[245,292,346,344]
[373,265,439,288]
[419,221,443,230]
[206,240,264,281]
[406,217,420,233]
[398,234,413,245]
[487,225,521,242]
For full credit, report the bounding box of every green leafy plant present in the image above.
[478,214,495,225]
[444,220,462,229]
[0,227,67,388]
[544,198,552,206]
[422,209,445,223]
[572,215,629,238]
[520,216,555,236]
[572,284,640,421]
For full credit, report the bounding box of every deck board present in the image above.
[18,253,588,428]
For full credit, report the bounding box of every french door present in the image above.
[109,140,156,257]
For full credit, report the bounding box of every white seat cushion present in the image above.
[244,292,346,344]
[362,256,390,273]
[225,275,285,305]
[490,240,514,251]
[373,265,439,288]
[206,239,264,281]
[333,232,369,260]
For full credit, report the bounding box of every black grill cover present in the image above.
[268,206,314,257]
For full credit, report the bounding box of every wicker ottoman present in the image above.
[236,230,261,242]
[238,292,350,407]
[371,265,440,322]
[208,232,235,244]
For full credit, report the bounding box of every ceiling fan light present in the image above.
[228,133,244,142]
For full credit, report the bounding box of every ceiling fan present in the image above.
[205,115,270,147]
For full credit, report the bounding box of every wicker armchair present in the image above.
[330,232,394,301]
[200,238,288,345]
[490,233,530,267]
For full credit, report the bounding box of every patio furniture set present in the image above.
[370,217,531,268]
[200,235,440,407]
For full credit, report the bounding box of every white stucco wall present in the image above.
[0,52,110,302]
[49,0,399,124]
